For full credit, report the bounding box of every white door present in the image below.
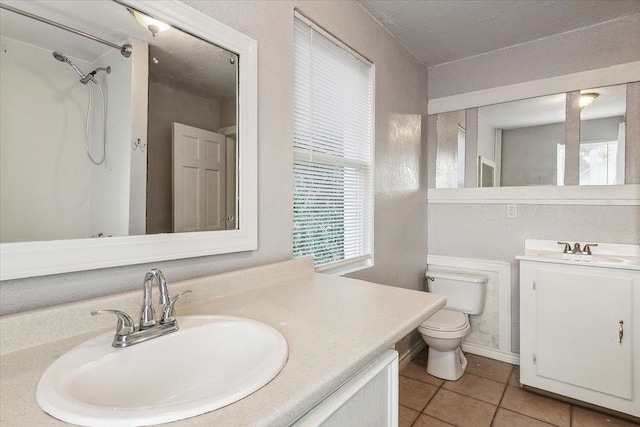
[172,123,226,232]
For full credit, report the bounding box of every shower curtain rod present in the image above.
[0,3,132,58]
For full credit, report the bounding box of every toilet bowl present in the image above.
[419,270,488,381]
[418,309,470,380]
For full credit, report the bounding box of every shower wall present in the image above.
[0,36,91,242]
[0,36,133,242]
[87,47,133,238]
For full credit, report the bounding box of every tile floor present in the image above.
[399,349,639,427]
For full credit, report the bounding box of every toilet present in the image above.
[418,270,488,381]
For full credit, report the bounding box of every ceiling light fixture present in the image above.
[130,9,170,37]
[579,92,599,109]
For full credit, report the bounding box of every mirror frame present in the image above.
[0,0,258,280]
[427,61,640,203]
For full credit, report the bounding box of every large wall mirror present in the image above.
[0,0,257,280]
[433,82,634,189]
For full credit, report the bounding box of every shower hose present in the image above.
[84,80,107,166]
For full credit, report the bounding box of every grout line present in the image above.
[437,385,503,407]
[499,385,568,427]
[489,376,510,426]
[569,404,574,426]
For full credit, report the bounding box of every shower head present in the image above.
[79,66,111,84]
[52,51,88,82]
[52,51,68,62]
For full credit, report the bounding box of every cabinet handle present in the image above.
[619,320,624,344]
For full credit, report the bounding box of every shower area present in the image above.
[0,3,143,242]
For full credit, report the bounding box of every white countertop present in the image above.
[0,258,445,426]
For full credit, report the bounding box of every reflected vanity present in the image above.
[0,0,258,280]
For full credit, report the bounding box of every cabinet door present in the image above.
[536,268,632,399]
[293,350,398,427]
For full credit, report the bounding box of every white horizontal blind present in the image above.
[293,15,374,270]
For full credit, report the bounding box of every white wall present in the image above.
[0,1,429,320]
[0,37,90,243]
[428,204,640,353]
[426,13,639,353]
[501,122,564,187]
[477,114,495,162]
[128,38,150,236]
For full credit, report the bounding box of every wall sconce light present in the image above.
[579,92,599,109]
[130,9,170,37]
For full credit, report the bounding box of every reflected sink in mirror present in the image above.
[36,316,288,426]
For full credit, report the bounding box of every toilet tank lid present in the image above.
[425,270,488,283]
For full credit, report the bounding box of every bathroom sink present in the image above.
[36,315,288,426]
[559,253,624,263]
[521,250,639,266]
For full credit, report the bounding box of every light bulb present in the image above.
[579,93,599,109]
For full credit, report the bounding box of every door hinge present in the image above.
[533,280,536,290]
[533,354,537,364]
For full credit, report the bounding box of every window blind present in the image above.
[293,15,374,271]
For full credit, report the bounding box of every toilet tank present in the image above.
[425,270,488,314]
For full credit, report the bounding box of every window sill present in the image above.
[315,255,373,276]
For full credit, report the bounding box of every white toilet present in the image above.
[418,270,488,381]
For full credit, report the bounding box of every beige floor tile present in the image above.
[401,358,445,387]
[399,405,420,427]
[493,408,556,427]
[413,413,455,427]
[442,372,506,405]
[571,406,640,427]
[465,353,513,383]
[509,365,520,387]
[500,386,570,427]
[399,376,439,412]
[424,389,497,427]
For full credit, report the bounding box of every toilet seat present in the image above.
[418,309,470,339]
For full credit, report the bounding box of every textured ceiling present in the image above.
[0,0,236,100]
[358,0,640,67]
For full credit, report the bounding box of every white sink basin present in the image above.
[36,316,288,426]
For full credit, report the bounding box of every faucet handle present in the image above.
[92,310,135,336]
[557,241,571,253]
[161,290,192,324]
[583,243,598,255]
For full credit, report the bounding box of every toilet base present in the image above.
[427,346,468,381]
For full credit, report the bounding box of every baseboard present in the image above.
[461,342,520,365]
[398,341,426,370]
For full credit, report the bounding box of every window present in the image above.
[579,140,619,185]
[292,13,374,274]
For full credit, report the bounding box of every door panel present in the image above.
[172,123,226,232]
[536,268,632,399]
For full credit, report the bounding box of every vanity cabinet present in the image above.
[520,261,640,418]
[293,350,398,427]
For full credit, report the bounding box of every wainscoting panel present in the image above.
[426,255,519,364]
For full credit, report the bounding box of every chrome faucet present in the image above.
[557,241,598,255]
[92,268,191,348]
[583,243,598,255]
[140,268,169,329]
